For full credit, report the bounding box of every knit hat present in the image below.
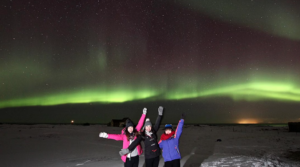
[164,124,173,130]
[144,118,152,127]
[125,119,134,129]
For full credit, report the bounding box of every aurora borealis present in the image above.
[1,0,300,124]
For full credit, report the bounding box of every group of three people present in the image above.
[99,106,185,167]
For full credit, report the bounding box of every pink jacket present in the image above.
[107,113,146,162]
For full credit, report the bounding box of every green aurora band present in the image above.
[176,0,300,41]
[1,0,300,111]
[0,80,299,109]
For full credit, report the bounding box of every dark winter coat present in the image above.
[128,115,162,159]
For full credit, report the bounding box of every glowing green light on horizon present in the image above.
[0,88,160,109]
[0,80,300,109]
[165,82,300,101]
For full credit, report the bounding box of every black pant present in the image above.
[164,159,180,167]
[145,156,159,167]
[124,156,139,167]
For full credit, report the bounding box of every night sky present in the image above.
[1,0,300,124]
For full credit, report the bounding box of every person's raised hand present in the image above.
[181,113,186,119]
[143,108,147,115]
[158,106,163,116]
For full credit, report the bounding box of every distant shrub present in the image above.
[288,122,300,132]
[82,123,90,126]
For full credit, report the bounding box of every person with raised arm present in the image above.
[99,108,147,167]
[119,106,164,167]
[158,113,185,167]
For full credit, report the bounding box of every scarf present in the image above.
[160,131,175,141]
[145,131,153,137]
[129,132,135,140]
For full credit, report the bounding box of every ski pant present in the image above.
[164,159,180,167]
[124,155,139,167]
[145,156,159,167]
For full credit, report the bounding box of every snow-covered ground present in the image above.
[1,124,300,167]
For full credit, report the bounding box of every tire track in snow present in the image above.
[158,147,197,167]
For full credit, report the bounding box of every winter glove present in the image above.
[99,132,108,138]
[119,148,130,156]
[181,113,186,119]
[158,106,163,116]
[143,108,147,115]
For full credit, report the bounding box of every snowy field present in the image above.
[1,124,300,167]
